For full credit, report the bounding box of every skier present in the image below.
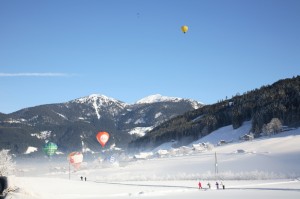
[221,182,225,189]
[207,182,211,189]
[198,181,202,189]
[85,177,87,181]
[80,176,83,181]
[215,181,219,189]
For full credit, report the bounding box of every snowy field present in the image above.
[5,123,300,199]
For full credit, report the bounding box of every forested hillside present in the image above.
[129,76,300,150]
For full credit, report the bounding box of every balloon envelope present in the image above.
[181,25,188,33]
[68,152,83,169]
[96,131,110,147]
[43,142,58,157]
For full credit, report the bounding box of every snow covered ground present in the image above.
[5,122,300,199]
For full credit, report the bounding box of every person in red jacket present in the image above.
[198,181,202,189]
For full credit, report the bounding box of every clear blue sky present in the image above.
[0,0,299,114]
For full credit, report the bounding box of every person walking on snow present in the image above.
[207,182,211,189]
[221,182,225,189]
[198,181,202,189]
[216,181,219,189]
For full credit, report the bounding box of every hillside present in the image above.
[129,76,300,151]
[0,94,202,155]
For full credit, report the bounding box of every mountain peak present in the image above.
[73,94,126,105]
[136,94,203,109]
[136,94,182,104]
[70,94,127,119]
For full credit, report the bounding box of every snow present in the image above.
[65,94,201,121]
[125,118,133,124]
[5,125,300,199]
[151,141,178,153]
[128,126,154,137]
[31,131,51,140]
[134,118,145,124]
[155,112,162,118]
[7,177,300,199]
[54,111,68,119]
[74,94,124,105]
[136,94,202,109]
[81,141,95,154]
[24,147,38,154]
[193,121,253,145]
[134,152,153,159]
[4,118,26,124]
[72,94,127,119]
[136,94,183,104]
[92,99,101,119]
[192,114,204,122]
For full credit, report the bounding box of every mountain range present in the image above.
[129,76,300,151]
[0,94,202,155]
[1,76,299,156]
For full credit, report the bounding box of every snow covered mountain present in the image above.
[71,94,127,119]
[0,94,203,155]
[136,94,202,109]
[129,76,300,152]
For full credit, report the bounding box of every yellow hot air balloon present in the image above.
[181,25,188,34]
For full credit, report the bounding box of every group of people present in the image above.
[80,176,87,181]
[198,181,225,190]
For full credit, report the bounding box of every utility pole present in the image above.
[215,152,218,176]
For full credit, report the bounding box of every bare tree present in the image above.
[0,150,15,176]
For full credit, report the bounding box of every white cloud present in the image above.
[0,73,73,77]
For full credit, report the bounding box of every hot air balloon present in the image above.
[181,25,188,34]
[96,131,110,148]
[68,152,83,170]
[43,142,58,157]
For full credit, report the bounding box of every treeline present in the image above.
[129,76,300,150]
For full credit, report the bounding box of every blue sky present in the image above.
[0,0,299,114]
